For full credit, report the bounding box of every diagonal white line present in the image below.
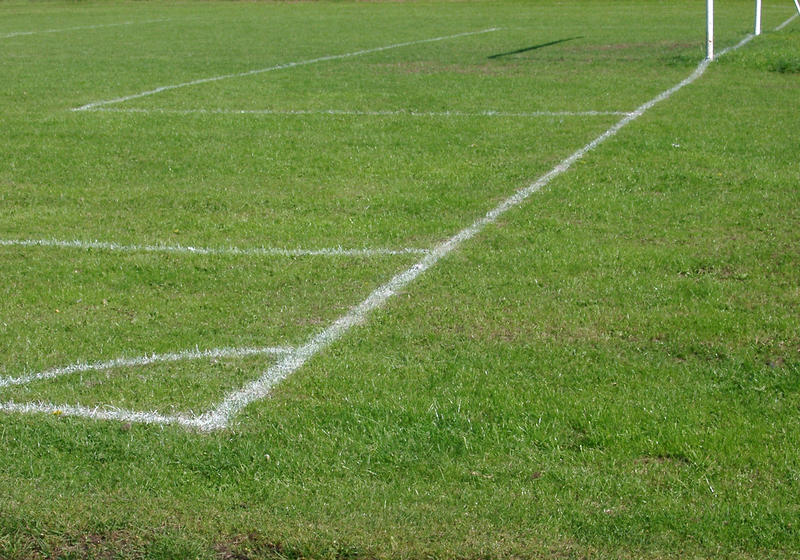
[0,19,171,39]
[0,345,294,389]
[85,107,633,118]
[197,31,770,432]
[774,13,798,31]
[0,238,429,257]
[71,28,501,111]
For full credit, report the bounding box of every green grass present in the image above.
[1,0,799,558]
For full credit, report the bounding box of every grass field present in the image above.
[1,0,799,558]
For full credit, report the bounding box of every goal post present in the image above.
[755,0,762,35]
[707,0,715,60]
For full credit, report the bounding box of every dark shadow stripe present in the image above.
[488,37,582,59]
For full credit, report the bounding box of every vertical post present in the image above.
[755,0,762,35]
[795,0,800,15]
[707,0,714,60]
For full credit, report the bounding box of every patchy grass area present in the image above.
[1,0,798,558]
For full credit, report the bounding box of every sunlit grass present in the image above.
[0,0,798,558]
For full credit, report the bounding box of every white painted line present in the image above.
[86,107,633,118]
[196,31,769,432]
[71,28,501,111]
[0,19,171,39]
[0,345,293,389]
[0,400,204,429]
[1,18,788,431]
[774,13,798,31]
[0,238,429,257]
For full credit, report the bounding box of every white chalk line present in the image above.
[2,20,790,431]
[84,107,633,118]
[0,345,294,389]
[72,28,501,111]
[0,400,204,429]
[774,13,798,31]
[194,30,773,432]
[0,19,171,39]
[0,238,429,258]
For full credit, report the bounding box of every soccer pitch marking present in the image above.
[0,400,201,430]
[71,27,501,112]
[0,345,293,390]
[0,238,430,258]
[197,29,780,432]
[0,19,172,39]
[83,107,634,118]
[775,12,798,30]
[1,17,794,431]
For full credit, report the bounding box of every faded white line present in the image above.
[197,32,769,432]
[774,13,798,31]
[72,28,501,111]
[0,400,203,429]
[86,107,633,118]
[0,238,429,257]
[0,19,171,39]
[0,346,293,389]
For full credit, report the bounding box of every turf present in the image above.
[1,0,799,558]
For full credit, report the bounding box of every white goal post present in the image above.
[707,0,800,60]
[707,0,715,60]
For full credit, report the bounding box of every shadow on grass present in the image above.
[488,37,583,59]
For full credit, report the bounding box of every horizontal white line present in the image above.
[0,238,429,257]
[0,19,171,39]
[0,400,203,429]
[86,107,633,118]
[0,345,294,389]
[72,27,501,111]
